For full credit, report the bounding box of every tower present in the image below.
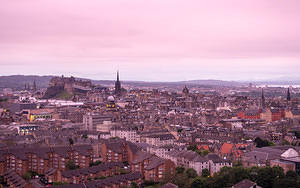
[115,71,121,95]
[261,88,265,108]
[182,85,189,97]
[287,88,291,101]
[33,80,37,92]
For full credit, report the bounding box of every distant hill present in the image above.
[0,75,54,90]
[178,80,244,87]
[0,75,245,90]
[1,75,299,91]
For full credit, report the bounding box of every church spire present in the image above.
[117,70,119,82]
[115,71,121,96]
[261,88,265,108]
[33,80,37,91]
[287,88,291,101]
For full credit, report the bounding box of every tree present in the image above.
[173,173,190,188]
[273,178,297,188]
[191,178,207,188]
[295,131,300,139]
[22,172,31,181]
[162,172,175,185]
[82,134,88,139]
[186,168,197,178]
[286,170,297,179]
[89,160,102,167]
[200,150,210,156]
[130,182,139,188]
[187,145,197,151]
[66,160,79,170]
[202,169,210,178]
[68,138,74,145]
[256,167,284,188]
[254,137,274,148]
[175,166,185,174]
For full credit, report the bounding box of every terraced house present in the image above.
[0,145,93,175]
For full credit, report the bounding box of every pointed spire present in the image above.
[115,71,121,95]
[33,80,37,91]
[287,88,291,101]
[261,88,265,108]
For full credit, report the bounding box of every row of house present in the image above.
[99,139,176,182]
[166,150,232,175]
[238,108,300,122]
[0,145,93,175]
[46,162,124,184]
[55,172,143,188]
[131,151,175,182]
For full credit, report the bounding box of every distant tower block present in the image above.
[115,71,121,96]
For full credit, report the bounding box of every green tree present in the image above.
[256,166,284,188]
[130,182,139,188]
[273,178,297,188]
[173,173,190,188]
[286,170,297,179]
[52,182,68,186]
[294,131,300,139]
[161,172,175,185]
[200,150,210,156]
[202,169,210,177]
[186,168,197,178]
[66,160,79,170]
[22,172,31,181]
[187,145,197,151]
[175,166,185,174]
[89,160,102,167]
[191,177,207,188]
[68,138,74,145]
[254,137,274,148]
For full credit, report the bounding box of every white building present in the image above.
[110,127,139,143]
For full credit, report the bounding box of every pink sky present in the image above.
[0,0,300,81]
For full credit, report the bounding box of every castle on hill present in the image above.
[44,75,92,99]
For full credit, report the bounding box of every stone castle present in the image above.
[44,75,92,99]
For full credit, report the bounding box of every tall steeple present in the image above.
[115,71,121,96]
[33,80,37,92]
[261,88,265,108]
[287,88,291,101]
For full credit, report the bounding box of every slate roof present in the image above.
[62,162,124,178]
[132,151,153,164]
[55,172,142,188]
[2,169,27,188]
[145,156,166,170]
[0,144,92,162]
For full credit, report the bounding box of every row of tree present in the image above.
[144,166,300,188]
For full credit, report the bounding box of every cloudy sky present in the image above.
[0,0,300,81]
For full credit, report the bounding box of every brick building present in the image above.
[0,145,93,176]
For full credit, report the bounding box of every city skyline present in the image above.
[1,0,300,81]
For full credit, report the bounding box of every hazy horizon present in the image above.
[1,0,300,82]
